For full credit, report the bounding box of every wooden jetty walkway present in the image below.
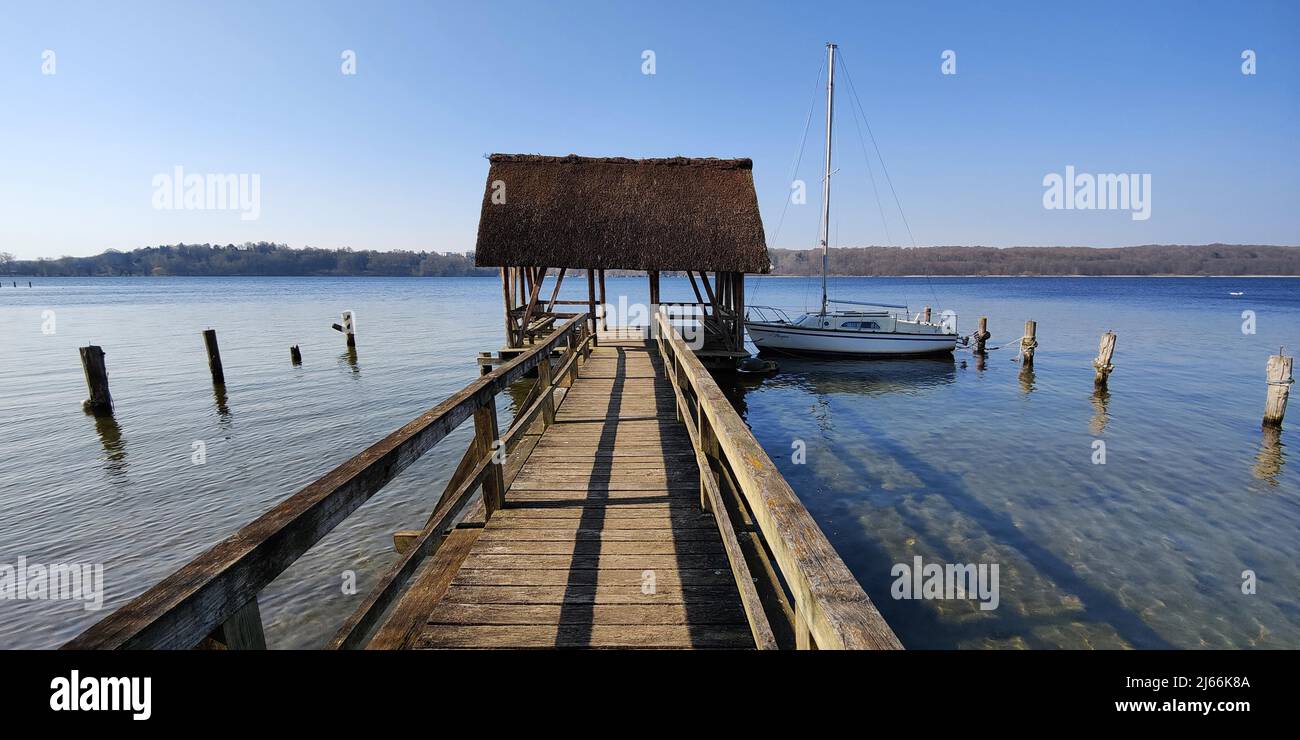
[67,313,900,650]
[377,331,747,649]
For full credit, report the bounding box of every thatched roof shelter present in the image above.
[474,154,769,273]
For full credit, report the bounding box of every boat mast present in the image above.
[819,42,836,316]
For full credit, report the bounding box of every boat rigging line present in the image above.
[835,48,942,312]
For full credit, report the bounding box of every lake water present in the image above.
[1,275,1297,649]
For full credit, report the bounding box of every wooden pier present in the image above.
[67,313,900,650]
[67,154,900,650]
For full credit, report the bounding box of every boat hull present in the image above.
[745,322,958,357]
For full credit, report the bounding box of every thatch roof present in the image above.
[474,154,769,273]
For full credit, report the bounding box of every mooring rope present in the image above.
[957,334,1032,353]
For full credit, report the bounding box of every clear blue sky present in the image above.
[2,0,1296,259]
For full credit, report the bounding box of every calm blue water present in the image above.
[1,275,1297,648]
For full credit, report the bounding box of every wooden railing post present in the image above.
[475,399,505,516]
[536,355,556,428]
[697,409,719,513]
[650,312,902,651]
[199,597,266,650]
[561,335,577,387]
[794,602,814,650]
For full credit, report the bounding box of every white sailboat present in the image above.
[745,43,958,358]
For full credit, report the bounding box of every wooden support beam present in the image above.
[597,269,607,330]
[500,268,518,348]
[698,409,718,512]
[733,272,745,350]
[586,269,598,345]
[697,270,718,310]
[687,270,705,305]
[545,268,567,313]
[199,597,265,650]
[519,267,548,343]
[535,355,556,428]
[475,400,505,516]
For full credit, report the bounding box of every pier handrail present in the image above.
[653,310,903,650]
[65,315,592,650]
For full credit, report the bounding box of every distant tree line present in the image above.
[4,243,1298,278]
[768,244,1300,276]
[3,243,495,277]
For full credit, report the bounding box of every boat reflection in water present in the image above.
[723,354,957,417]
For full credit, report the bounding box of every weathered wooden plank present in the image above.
[477,527,720,541]
[506,497,698,509]
[458,553,730,570]
[443,584,740,605]
[509,461,676,472]
[451,568,735,587]
[428,602,745,626]
[414,624,752,649]
[328,449,492,649]
[507,481,699,493]
[502,498,696,509]
[490,511,716,526]
[365,528,481,649]
[470,540,724,556]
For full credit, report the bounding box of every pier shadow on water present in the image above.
[729,356,1174,649]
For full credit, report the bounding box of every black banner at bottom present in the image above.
[2,649,1285,727]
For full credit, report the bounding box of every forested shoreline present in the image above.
[3,242,1298,277]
